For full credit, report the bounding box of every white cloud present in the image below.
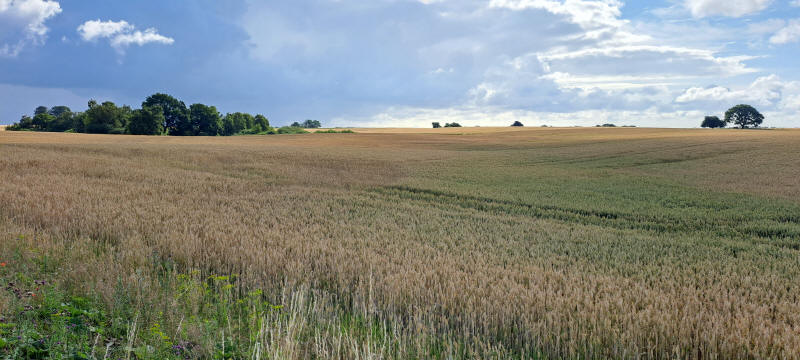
[770,19,800,44]
[0,0,61,57]
[489,0,626,30]
[77,20,133,41]
[684,0,772,18]
[675,75,796,108]
[110,28,174,48]
[77,19,173,53]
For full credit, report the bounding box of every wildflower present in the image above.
[0,262,6,267]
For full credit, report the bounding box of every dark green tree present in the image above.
[511,121,524,127]
[143,93,189,135]
[290,121,301,127]
[254,114,270,129]
[34,106,49,116]
[48,106,72,117]
[31,113,55,131]
[72,112,88,133]
[190,104,223,136]
[300,119,322,128]
[432,122,441,128]
[85,101,127,134]
[127,106,165,135]
[444,122,462,127]
[724,104,763,129]
[701,116,726,128]
[50,112,75,132]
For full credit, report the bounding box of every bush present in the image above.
[314,129,355,133]
[432,122,441,128]
[444,122,462,128]
[277,126,309,134]
[511,121,524,127]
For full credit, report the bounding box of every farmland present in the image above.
[1,127,799,359]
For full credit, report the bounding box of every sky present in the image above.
[1,0,799,128]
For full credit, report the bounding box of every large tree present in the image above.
[254,114,270,131]
[143,93,190,135]
[724,104,763,129]
[127,106,165,135]
[34,106,49,116]
[85,100,128,134]
[190,103,222,136]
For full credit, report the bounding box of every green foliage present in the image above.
[4,95,298,137]
[724,104,763,129]
[47,106,72,118]
[432,122,441,128]
[143,93,190,135]
[128,106,165,135]
[292,119,322,128]
[254,114,269,129]
[596,123,617,127]
[701,116,726,128]
[222,112,255,136]
[34,106,48,116]
[444,122,462,127]
[277,126,309,134]
[511,121,524,127]
[189,103,223,136]
[85,100,129,134]
[31,113,55,131]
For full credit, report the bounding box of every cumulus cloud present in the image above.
[77,19,134,41]
[684,0,772,18]
[770,19,800,44]
[0,0,61,57]
[77,19,174,53]
[675,75,797,108]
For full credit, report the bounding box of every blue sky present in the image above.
[1,0,799,127]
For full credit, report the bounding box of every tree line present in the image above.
[6,93,323,136]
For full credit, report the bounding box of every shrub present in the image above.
[511,121,524,127]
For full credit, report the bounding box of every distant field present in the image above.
[1,128,799,358]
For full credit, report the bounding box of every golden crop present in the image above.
[1,127,799,358]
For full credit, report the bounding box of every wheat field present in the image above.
[1,127,799,359]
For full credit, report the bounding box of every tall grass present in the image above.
[1,128,800,358]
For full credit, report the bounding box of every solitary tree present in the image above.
[511,121,524,127]
[724,104,763,129]
[701,116,726,128]
[432,122,441,128]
